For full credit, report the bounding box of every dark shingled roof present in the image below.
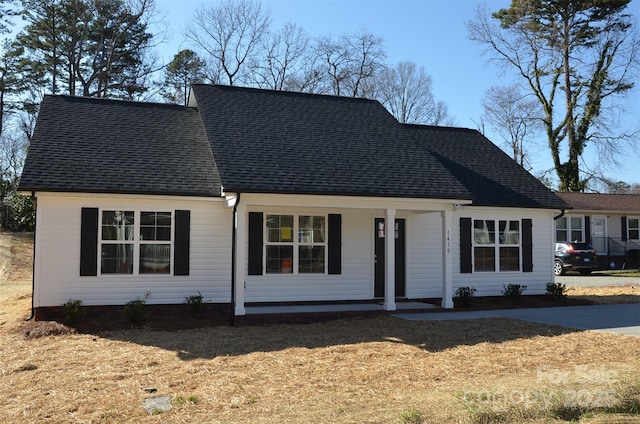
[556,192,640,213]
[405,124,568,209]
[19,95,221,197]
[190,84,472,200]
[20,85,566,209]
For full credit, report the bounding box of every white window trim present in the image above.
[263,213,328,275]
[98,209,175,277]
[555,215,585,242]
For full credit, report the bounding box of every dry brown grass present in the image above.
[1,233,639,423]
[567,284,640,304]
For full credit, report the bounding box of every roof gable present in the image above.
[191,84,472,200]
[405,125,568,209]
[20,95,222,197]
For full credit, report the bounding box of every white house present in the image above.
[554,192,640,269]
[19,85,568,320]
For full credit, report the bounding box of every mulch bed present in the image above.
[29,295,596,335]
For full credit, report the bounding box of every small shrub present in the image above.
[502,283,527,299]
[120,298,146,323]
[184,292,204,316]
[545,282,567,298]
[454,286,477,307]
[62,299,85,323]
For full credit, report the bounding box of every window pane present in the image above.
[266,245,293,273]
[556,229,568,242]
[499,220,520,244]
[299,246,325,273]
[571,230,582,242]
[140,244,170,274]
[266,215,294,242]
[570,217,582,229]
[299,216,325,243]
[474,247,495,272]
[556,217,567,229]
[473,220,495,244]
[101,244,133,274]
[102,211,134,240]
[140,211,172,241]
[499,247,520,271]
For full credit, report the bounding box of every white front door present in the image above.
[591,215,607,254]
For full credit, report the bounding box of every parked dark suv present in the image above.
[554,242,597,276]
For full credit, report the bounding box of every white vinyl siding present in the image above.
[451,208,554,296]
[32,193,231,307]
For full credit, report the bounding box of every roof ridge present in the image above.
[192,83,384,105]
[45,94,194,110]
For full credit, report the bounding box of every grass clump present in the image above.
[399,407,424,423]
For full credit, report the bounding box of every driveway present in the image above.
[555,272,639,288]
[395,303,640,337]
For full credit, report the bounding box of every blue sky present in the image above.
[157,0,638,186]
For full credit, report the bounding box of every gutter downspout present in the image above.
[26,192,37,321]
[554,209,566,221]
[230,192,241,326]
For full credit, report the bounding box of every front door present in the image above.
[591,215,607,254]
[374,218,406,298]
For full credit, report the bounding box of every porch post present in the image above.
[384,208,396,311]
[234,202,246,315]
[441,209,454,308]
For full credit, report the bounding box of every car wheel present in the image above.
[553,260,564,276]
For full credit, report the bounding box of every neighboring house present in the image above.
[555,192,640,269]
[19,84,567,320]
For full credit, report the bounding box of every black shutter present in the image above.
[584,216,591,243]
[248,212,263,275]
[80,208,98,276]
[174,210,190,276]
[460,218,472,274]
[522,219,533,273]
[328,214,342,274]
[622,216,628,241]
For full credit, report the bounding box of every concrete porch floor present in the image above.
[245,301,440,315]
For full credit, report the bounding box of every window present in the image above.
[101,211,134,274]
[499,220,520,271]
[265,214,326,274]
[99,210,172,275]
[629,217,639,240]
[473,220,495,272]
[473,219,520,272]
[555,216,583,242]
[139,212,172,274]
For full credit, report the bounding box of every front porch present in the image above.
[229,193,465,317]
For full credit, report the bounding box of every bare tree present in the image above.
[468,1,640,192]
[250,22,309,91]
[376,61,454,125]
[482,85,542,169]
[315,30,386,97]
[185,0,271,86]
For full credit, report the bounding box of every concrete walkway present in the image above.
[395,303,640,337]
